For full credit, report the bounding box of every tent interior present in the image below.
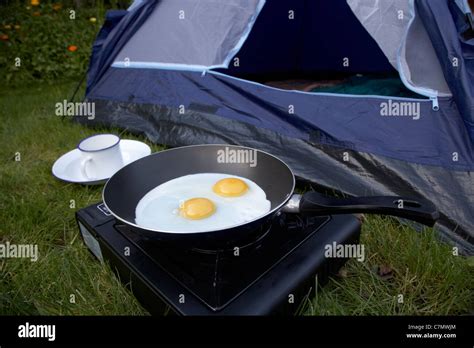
[213,1,421,98]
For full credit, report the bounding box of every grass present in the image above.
[1,82,473,315]
[305,216,474,315]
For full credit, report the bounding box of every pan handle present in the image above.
[299,192,439,227]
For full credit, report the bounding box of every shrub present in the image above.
[0,2,111,85]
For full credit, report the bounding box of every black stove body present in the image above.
[76,202,361,315]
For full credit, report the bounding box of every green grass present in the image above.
[1,82,473,315]
[304,216,474,315]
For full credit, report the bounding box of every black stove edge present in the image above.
[76,207,361,316]
[216,215,361,315]
[76,211,188,315]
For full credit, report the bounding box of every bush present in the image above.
[0,1,111,85]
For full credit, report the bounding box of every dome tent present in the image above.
[80,0,474,254]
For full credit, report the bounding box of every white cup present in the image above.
[77,134,124,179]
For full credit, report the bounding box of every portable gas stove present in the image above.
[76,202,361,315]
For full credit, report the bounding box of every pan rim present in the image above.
[102,144,296,234]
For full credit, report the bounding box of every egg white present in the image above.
[135,173,271,232]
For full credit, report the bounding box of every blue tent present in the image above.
[80,0,474,254]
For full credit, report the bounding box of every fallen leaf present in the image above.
[376,264,394,280]
[338,268,348,278]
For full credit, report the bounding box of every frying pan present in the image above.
[103,145,439,248]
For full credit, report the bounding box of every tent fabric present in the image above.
[416,0,474,145]
[113,0,265,70]
[128,0,145,12]
[81,0,474,254]
[347,0,451,97]
[86,0,159,93]
[400,3,452,97]
[86,9,128,94]
[454,0,472,13]
[88,67,474,170]
[346,0,411,70]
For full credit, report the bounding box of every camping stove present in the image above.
[76,202,361,315]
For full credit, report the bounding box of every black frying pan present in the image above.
[103,145,439,248]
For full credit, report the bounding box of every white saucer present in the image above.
[52,139,152,185]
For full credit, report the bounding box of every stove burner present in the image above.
[76,202,361,315]
[113,212,332,311]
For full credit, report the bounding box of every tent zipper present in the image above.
[394,0,442,111]
[430,96,439,111]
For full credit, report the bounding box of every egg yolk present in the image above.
[179,197,215,220]
[213,178,248,197]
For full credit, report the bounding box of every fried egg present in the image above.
[135,173,271,232]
